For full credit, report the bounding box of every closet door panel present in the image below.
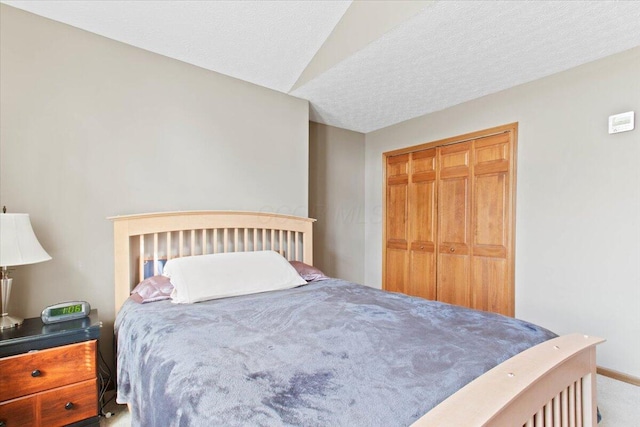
[472,257,508,314]
[438,255,470,307]
[408,251,436,299]
[473,134,510,253]
[387,184,408,244]
[474,173,507,248]
[386,154,409,247]
[386,249,407,293]
[409,179,436,242]
[438,142,470,247]
[410,150,437,244]
[438,178,468,246]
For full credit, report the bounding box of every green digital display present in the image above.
[50,304,83,317]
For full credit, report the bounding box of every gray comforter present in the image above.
[115,279,556,427]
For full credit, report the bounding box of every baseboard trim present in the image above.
[597,366,640,386]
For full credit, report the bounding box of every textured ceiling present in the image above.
[2,0,351,93]
[293,0,640,132]
[3,1,640,133]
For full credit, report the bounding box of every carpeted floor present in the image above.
[597,375,640,426]
[100,375,639,426]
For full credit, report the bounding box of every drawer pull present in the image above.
[31,369,42,377]
[0,420,6,427]
[65,402,74,410]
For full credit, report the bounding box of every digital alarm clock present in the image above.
[41,301,91,324]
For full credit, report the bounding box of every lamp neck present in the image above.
[0,267,10,280]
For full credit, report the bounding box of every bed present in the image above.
[111,211,603,427]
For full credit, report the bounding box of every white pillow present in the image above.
[163,250,307,304]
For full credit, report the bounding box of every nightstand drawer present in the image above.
[0,340,96,401]
[0,379,97,427]
[40,379,98,426]
[0,395,36,427]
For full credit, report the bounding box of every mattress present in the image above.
[115,278,556,427]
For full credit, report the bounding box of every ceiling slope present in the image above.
[2,0,351,93]
[290,0,433,91]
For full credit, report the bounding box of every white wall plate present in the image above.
[609,111,635,134]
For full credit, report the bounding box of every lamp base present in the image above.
[0,313,23,330]
[1,275,23,330]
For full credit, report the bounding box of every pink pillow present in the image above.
[130,275,174,303]
[289,261,329,282]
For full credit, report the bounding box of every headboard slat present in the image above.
[153,233,159,275]
[139,236,145,283]
[253,228,258,251]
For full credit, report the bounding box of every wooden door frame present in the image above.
[382,123,518,311]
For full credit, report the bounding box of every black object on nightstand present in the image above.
[0,309,102,427]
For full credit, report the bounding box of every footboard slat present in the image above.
[534,409,543,427]
[544,401,552,426]
[562,388,569,426]
[576,378,583,426]
[411,334,604,427]
[569,382,576,426]
[533,379,586,427]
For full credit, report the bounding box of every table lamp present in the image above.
[0,210,52,330]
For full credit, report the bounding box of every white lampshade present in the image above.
[0,213,52,267]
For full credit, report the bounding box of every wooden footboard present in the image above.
[412,334,604,427]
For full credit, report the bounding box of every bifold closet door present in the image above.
[383,124,516,316]
[470,133,513,316]
[384,154,409,294]
[437,142,472,308]
[384,150,437,299]
[407,149,437,300]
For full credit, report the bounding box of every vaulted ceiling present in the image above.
[4,1,640,133]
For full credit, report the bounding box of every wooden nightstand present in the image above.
[0,309,101,427]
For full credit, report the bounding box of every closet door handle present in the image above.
[449,247,455,253]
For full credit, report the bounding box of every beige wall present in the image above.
[3,2,638,381]
[309,122,365,283]
[0,5,309,364]
[364,47,640,377]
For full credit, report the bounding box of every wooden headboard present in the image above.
[109,211,316,312]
